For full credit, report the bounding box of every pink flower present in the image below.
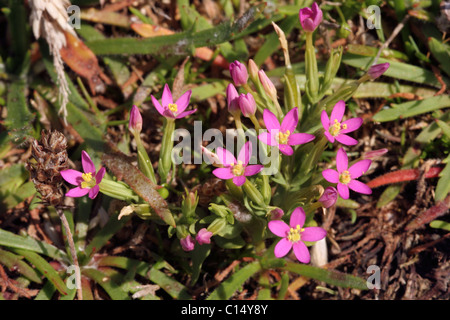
[180,234,195,251]
[268,207,326,263]
[368,63,390,80]
[269,208,284,220]
[299,2,323,32]
[212,141,263,187]
[322,148,372,200]
[151,84,196,119]
[318,187,338,208]
[229,60,248,86]
[238,93,256,117]
[60,151,106,199]
[258,108,315,156]
[129,105,142,134]
[321,100,363,146]
[226,83,240,116]
[196,228,213,245]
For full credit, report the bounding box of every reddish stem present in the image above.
[405,194,450,231]
[366,166,443,189]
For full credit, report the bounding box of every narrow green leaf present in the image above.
[0,248,42,283]
[435,155,450,202]
[436,119,450,139]
[82,268,130,300]
[206,261,262,300]
[376,185,403,208]
[430,220,450,232]
[428,37,450,77]
[34,281,57,300]
[191,243,211,286]
[11,248,68,296]
[148,268,191,300]
[283,262,368,290]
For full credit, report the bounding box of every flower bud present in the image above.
[299,2,323,32]
[258,69,277,100]
[269,208,284,220]
[196,228,213,245]
[248,59,259,83]
[238,93,256,117]
[201,146,221,166]
[368,63,390,80]
[362,148,388,160]
[226,83,240,117]
[181,189,199,218]
[129,105,143,134]
[229,60,248,86]
[319,187,338,208]
[180,234,195,251]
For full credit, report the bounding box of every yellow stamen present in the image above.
[287,225,302,243]
[277,130,290,145]
[231,161,244,176]
[339,170,351,184]
[168,103,178,113]
[81,172,96,189]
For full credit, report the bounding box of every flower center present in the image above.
[329,119,347,137]
[339,170,351,184]
[231,161,244,176]
[277,130,290,145]
[168,103,178,113]
[81,172,96,189]
[287,225,304,243]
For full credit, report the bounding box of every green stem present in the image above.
[158,118,176,183]
[135,135,157,184]
[305,32,319,104]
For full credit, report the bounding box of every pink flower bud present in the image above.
[299,2,323,32]
[196,228,213,245]
[258,69,277,98]
[362,148,388,160]
[269,208,284,220]
[129,105,142,134]
[226,83,240,116]
[319,187,338,208]
[238,93,256,117]
[368,63,390,80]
[180,234,195,251]
[229,60,248,86]
[248,59,259,82]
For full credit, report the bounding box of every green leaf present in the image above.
[0,248,42,283]
[376,185,403,208]
[372,95,450,122]
[283,262,368,290]
[428,37,450,77]
[148,268,191,300]
[436,119,450,139]
[82,268,130,300]
[435,155,450,202]
[11,248,68,296]
[430,220,450,232]
[0,228,68,262]
[191,243,211,286]
[206,261,262,300]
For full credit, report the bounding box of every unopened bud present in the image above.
[248,59,259,83]
[368,63,390,80]
[229,60,248,86]
[129,105,143,134]
[180,235,195,252]
[258,69,277,100]
[226,83,240,117]
[238,93,256,117]
[318,187,338,208]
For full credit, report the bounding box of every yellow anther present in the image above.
[329,119,343,137]
[339,170,351,185]
[168,103,178,113]
[81,172,96,189]
[287,225,302,243]
[231,161,244,176]
[277,130,291,145]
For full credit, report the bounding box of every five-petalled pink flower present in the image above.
[258,108,315,156]
[61,151,106,199]
[321,100,363,146]
[151,84,196,119]
[322,148,372,199]
[212,141,263,187]
[268,207,326,263]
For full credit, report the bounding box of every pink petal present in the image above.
[161,84,173,107]
[321,110,330,131]
[323,130,335,143]
[340,117,363,134]
[301,18,315,31]
[281,107,299,133]
[60,169,83,186]
[290,207,306,229]
[268,220,290,237]
[348,180,372,195]
[232,175,246,187]
[322,169,339,183]
[88,185,100,199]
[288,133,315,146]
[95,167,106,184]
[330,100,346,123]
[163,108,176,119]
[336,147,348,173]
[244,165,264,176]
[258,132,277,146]
[212,167,234,180]
[279,144,294,156]
[215,147,236,166]
[348,159,372,179]
[151,95,165,117]
[66,187,90,198]
[263,109,280,132]
[238,141,252,165]
[335,134,358,146]
[311,2,323,26]
[301,227,327,242]
[81,151,96,174]
[274,238,293,258]
[292,241,310,263]
[337,183,349,199]
[174,90,192,113]
[175,109,197,119]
